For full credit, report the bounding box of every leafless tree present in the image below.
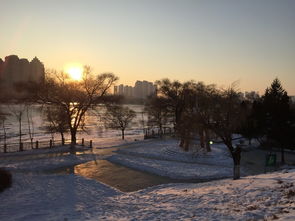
[8,103,26,151]
[200,84,247,179]
[155,79,185,133]
[156,79,211,151]
[43,104,70,144]
[0,110,8,152]
[102,104,136,140]
[145,96,171,137]
[36,66,118,145]
[25,104,35,149]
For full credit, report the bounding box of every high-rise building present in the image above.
[113,80,156,99]
[118,84,124,95]
[0,55,45,93]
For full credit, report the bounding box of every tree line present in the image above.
[144,78,295,179]
[1,66,294,179]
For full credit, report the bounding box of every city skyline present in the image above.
[1,0,295,94]
[114,80,156,99]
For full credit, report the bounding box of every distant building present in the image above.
[118,84,124,95]
[114,80,156,99]
[0,55,45,94]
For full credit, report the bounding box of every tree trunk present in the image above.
[122,129,125,140]
[233,164,240,180]
[179,138,184,148]
[232,145,241,180]
[61,132,65,145]
[71,129,77,146]
[199,130,205,149]
[19,117,22,150]
[30,138,33,149]
[184,138,190,151]
[281,146,285,164]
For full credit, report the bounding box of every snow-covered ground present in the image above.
[1,168,294,220]
[107,138,239,180]
[1,138,294,220]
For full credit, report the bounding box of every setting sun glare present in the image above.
[64,63,83,81]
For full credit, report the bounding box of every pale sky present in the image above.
[0,0,294,94]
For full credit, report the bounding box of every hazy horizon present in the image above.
[1,0,294,94]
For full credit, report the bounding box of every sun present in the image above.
[64,63,83,81]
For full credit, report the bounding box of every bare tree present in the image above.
[43,105,70,144]
[8,103,26,151]
[200,85,247,179]
[0,110,8,152]
[102,104,136,140]
[25,104,35,149]
[156,79,212,151]
[155,79,185,134]
[145,96,171,137]
[37,66,118,145]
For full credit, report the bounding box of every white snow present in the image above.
[1,169,294,220]
[0,145,91,157]
[0,154,101,172]
[107,138,237,180]
[1,138,294,220]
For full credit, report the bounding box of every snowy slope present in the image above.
[1,170,294,220]
[1,138,294,220]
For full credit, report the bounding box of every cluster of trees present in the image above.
[0,67,118,148]
[145,78,295,179]
[239,78,295,163]
[33,67,121,144]
[0,66,138,152]
[1,68,294,180]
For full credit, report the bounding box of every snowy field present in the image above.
[1,138,295,220]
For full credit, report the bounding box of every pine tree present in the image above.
[262,78,291,164]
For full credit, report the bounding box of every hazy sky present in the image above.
[0,0,294,94]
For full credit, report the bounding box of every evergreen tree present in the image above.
[262,78,291,164]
